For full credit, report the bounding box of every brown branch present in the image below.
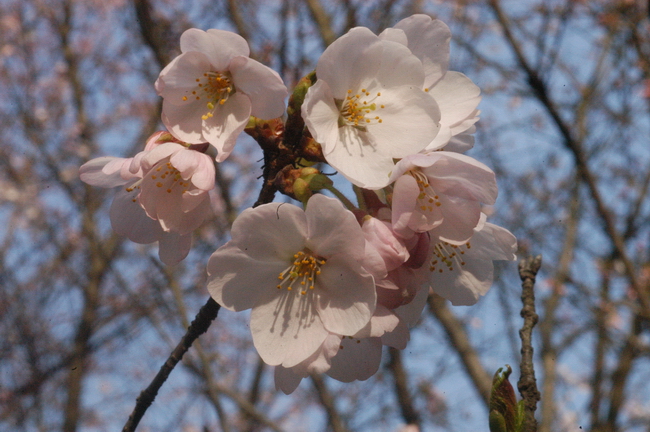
[243,357,266,432]
[517,256,542,432]
[589,263,612,430]
[183,359,284,432]
[539,180,580,432]
[121,298,221,432]
[133,0,173,68]
[387,347,421,428]
[603,315,643,431]
[310,374,348,432]
[427,293,492,406]
[226,0,251,49]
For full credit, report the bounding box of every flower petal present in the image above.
[274,367,303,395]
[326,337,382,382]
[315,27,383,98]
[302,80,346,155]
[161,99,207,144]
[230,202,307,262]
[430,257,493,306]
[305,195,365,259]
[428,194,481,244]
[156,51,213,103]
[321,126,395,188]
[250,290,329,367]
[423,152,497,204]
[180,28,249,70]
[365,85,440,159]
[207,243,288,312]
[392,15,451,89]
[316,254,376,335]
[158,232,192,265]
[109,184,164,244]
[230,56,288,119]
[392,175,430,236]
[429,72,481,129]
[375,39,424,88]
[79,157,132,188]
[468,222,518,261]
[202,92,252,162]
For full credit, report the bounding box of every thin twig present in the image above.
[387,347,421,428]
[310,374,348,432]
[517,256,542,432]
[304,0,336,46]
[122,298,221,432]
[427,294,492,406]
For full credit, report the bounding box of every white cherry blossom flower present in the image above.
[389,152,497,244]
[207,194,377,368]
[427,215,517,305]
[155,28,288,162]
[302,27,441,189]
[79,136,215,265]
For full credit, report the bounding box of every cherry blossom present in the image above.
[79,135,215,265]
[207,194,377,368]
[390,151,497,244]
[427,215,518,305]
[301,26,441,189]
[155,28,288,162]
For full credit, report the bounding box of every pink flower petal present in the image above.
[229,202,308,262]
[180,28,249,70]
[430,257,493,306]
[79,157,132,188]
[109,183,164,244]
[156,51,213,103]
[327,337,382,382]
[428,194,481,244]
[315,254,376,336]
[305,194,365,259]
[250,291,329,367]
[315,27,382,98]
[230,56,288,119]
[375,39,424,88]
[365,86,440,159]
[392,15,451,89]
[207,243,288,312]
[158,231,192,265]
[162,99,207,144]
[202,92,251,162]
[301,80,343,155]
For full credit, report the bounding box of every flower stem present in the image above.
[353,185,366,211]
[322,184,356,211]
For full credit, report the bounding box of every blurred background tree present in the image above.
[1,0,649,431]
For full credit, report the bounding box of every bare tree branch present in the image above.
[387,347,421,428]
[304,0,336,46]
[487,0,649,317]
[122,298,221,432]
[427,293,492,407]
[310,375,349,432]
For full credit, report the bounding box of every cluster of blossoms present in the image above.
[80,15,517,393]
